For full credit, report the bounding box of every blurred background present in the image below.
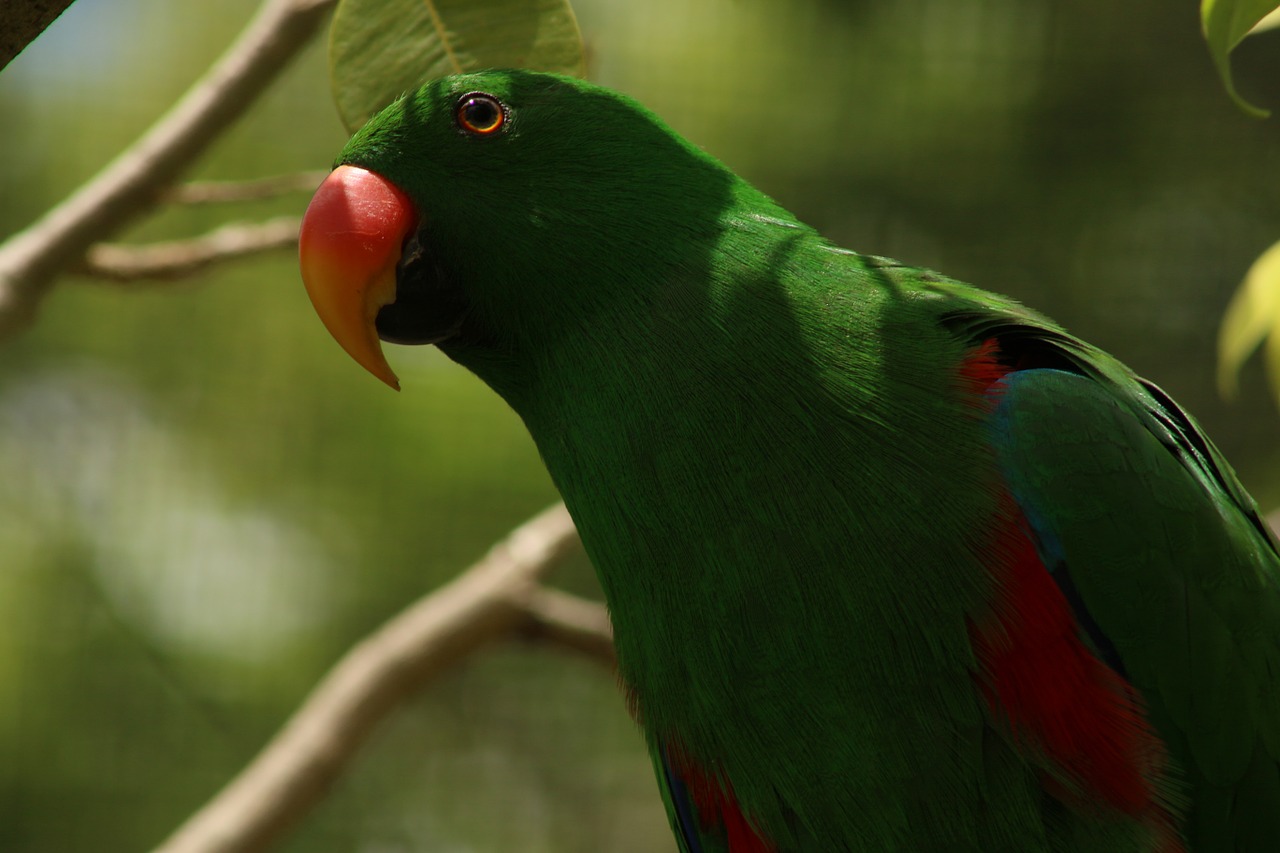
[0,0,1278,850]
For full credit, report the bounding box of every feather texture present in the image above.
[317,70,1280,851]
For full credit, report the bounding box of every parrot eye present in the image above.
[455,93,507,137]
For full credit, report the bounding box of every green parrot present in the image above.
[298,70,1280,852]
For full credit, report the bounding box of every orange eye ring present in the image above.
[456,93,507,136]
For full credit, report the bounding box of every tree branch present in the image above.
[0,0,335,338]
[78,217,301,282]
[519,585,616,666]
[151,503,608,853]
[0,0,77,71]
[164,172,329,205]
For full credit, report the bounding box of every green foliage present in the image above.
[329,0,586,133]
[1203,3,1280,407]
[1219,241,1280,400]
[1200,0,1280,117]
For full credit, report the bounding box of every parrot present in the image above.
[297,70,1280,852]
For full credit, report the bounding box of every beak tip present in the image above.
[349,343,401,391]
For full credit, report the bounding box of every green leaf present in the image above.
[1201,0,1279,118]
[1255,7,1280,33]
[329,0,586,133]
[1218,240,1280,399]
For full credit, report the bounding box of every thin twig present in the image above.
[0,0,78,71]
[78,217,301,282]
[151,503,600,853]
[0,0,335,339]
[519,585,616,666]
[164,172,329,205]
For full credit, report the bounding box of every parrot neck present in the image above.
[442,227,1019,845]
[466,229,995,707]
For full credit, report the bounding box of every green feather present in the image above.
[329,70,1280,851]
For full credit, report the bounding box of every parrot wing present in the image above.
[984,362,1280,852]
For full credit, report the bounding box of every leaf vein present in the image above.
[420,0,463,75]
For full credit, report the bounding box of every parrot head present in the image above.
[299,70,738,390]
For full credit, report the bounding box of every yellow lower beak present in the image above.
[298,165,417,390]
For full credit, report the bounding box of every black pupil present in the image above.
[463,98,499,130]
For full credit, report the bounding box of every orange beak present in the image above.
[299,165,417,390]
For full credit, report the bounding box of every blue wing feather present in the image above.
[661,745,708,853]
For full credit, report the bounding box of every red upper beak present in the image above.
[299,165,417,390]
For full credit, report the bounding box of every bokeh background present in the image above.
[1,0,1279,850]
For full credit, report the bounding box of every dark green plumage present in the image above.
[319,70,1280,851]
